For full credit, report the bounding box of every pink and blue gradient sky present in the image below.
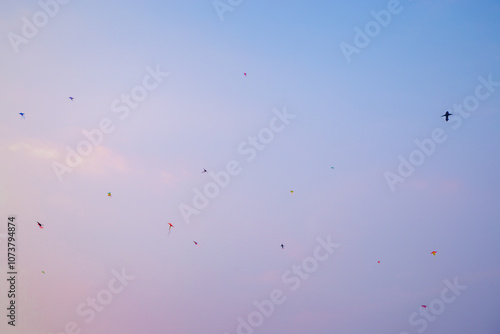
[1,0,500,333]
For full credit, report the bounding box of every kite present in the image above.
[421,305,427,309]
[244,73,247,77]
[69,97,75,101]
[431,251,437,256]
[377,261,380,263]
[107,192,112,197]
[331,167,334,169]
[37,222,44,229]
[19,113,25,119]
[281,244,284,249]
[201,169,207,173]
[193,241,198,246]
[167,223,174,238]
[290,190,294,194]
[42,271,45,274]
[441,111,452,122]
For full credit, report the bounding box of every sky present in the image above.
[1,0,499,333]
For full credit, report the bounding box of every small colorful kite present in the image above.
[42,271,45,274]
[281,244,284,249]
[107,192,112,197]
[69,97,75,101]
[201,169,207,173]
[421,305,427,309]
[377,261,380,263]
[431,251,437,256]
[37,222,44,229]
[290,190,294,194]
[168,223,174,230]
[193,241,198,246]
[19,113,25,119]
[244,73,247,77]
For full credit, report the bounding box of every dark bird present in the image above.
[441,111,452,122]
[201,169,207,173]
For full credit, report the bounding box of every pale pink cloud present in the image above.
[7,139,59,159]
[241,270,282,285]
[79,146,131,176]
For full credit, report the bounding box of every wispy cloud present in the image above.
[7,140,59,159]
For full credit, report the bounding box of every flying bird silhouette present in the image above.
[441,111,452,121]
